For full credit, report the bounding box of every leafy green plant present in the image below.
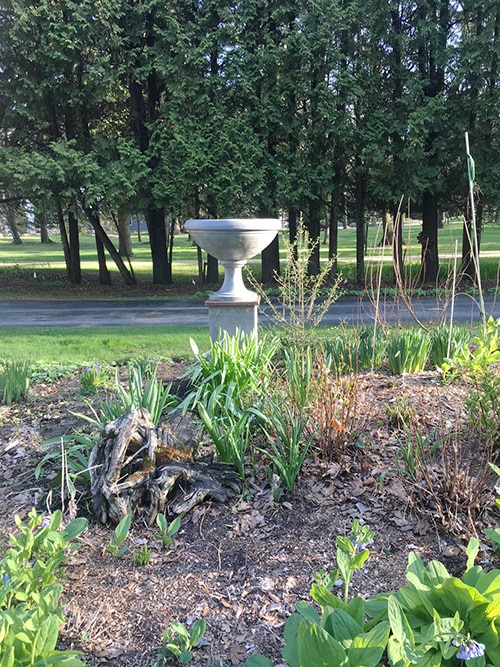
[132,545,151,566]
[323,325,387,375]
[0,508,88,666]
[105,514,131,556]
[183,331,277,414]
[155,514,181,550]
[384,396,418,431]
[157,619,206,664]
[79,362,111,394]
[484,462,500,552]
[0,358,31,404]
[430,325,470,369]
[247,530,500,667]
[35,433,97,487]
[76,361,178,430]
[335,520,375,602]
[247,520,387,667]
[115,362,178,425]
[251,400,315,493]
[248,223,342,349]
[438,318,500,448]
[387,329,431,374]
[394,422,441,482]
[366,538,500,667]
[281,345,315,411]
[197,384,254,478]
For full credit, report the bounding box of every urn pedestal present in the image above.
[184,218,281,340]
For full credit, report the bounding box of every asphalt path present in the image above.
[0,293,498,328]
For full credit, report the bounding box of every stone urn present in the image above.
[184,218,281,338]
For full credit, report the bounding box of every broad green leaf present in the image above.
[466,538,480,570]
[170,621,189,638]
[347,621,390,667]
[61,517,88,542]
[38,651,85,665]
[296,601,321,624]
[322,608,362,643]
[34,614,59,654]
[346,597,366,628]
[190,619,206,646]
[168,516,181,536]
[178,649,193,663]
[283,614,301,667]
[246,655,274,667]
[297,622,348,667]
[403,576,437,618]
[0,647,14,667]
[350,550,370,570]
[474,569,500,599]
[387,636,406,667]
[436,578,489,619]
[310,584,344,611]
[423,560,451,586]
[469,604,495,635]
[463,566,485,589]
[388,596,414,646]
[114,514,131,542]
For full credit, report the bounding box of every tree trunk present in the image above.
[288,209,298,245]
[117,208,133,257]
[95,234,111,285]
[5,207,22,245]
[67,207,82,285]
[392,206,404,285]
[84,204,136,285]
[355,171,366,285]
[37,211,53,244]
[260,205,280,283]
[328,197,338,278]
[261,236,280,283]
[307,197,321,276]
[146,206,171,285]
[418,191,439,283]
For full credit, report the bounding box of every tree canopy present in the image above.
[0,0,497,284]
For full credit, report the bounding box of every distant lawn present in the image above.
[0,220,498,294]
[0,326,211,366]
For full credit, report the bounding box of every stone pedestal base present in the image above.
[206,299,259,341]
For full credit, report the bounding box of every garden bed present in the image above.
[0,363,498,667]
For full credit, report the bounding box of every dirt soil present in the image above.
[0,363,498,667]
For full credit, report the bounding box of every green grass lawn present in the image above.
[1,219,498,268]
[0,326,211,366]
[0,220,498,294]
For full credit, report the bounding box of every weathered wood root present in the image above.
[89,408,241,526]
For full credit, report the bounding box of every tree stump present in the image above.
[89,408,241,526]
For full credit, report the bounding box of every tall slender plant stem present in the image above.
[448,239,458,359]
[465,132,486,332]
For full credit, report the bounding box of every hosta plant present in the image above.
[247,532,500,667]
[366,537,500,666]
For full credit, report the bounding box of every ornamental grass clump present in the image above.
[0,358,31,404]
[387,328,431,374]
[323,325,387,375]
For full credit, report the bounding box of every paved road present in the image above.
[0,294,498,328]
